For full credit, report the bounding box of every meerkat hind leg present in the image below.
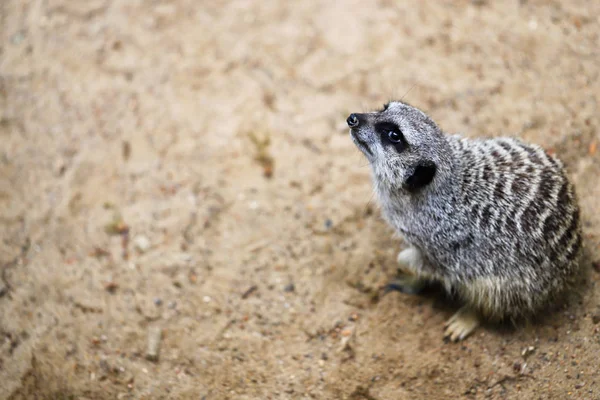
[443,306,480,342]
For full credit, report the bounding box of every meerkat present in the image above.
[347,101,583,342]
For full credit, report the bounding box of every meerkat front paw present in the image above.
[443,306,480,342]
[397,247,423,273]
[387,247,428,295]
[384,274,428,295]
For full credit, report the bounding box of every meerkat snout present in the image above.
[347,113,360,127]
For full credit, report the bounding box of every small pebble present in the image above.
[134,235,151,253]
[592,261,600,273]
[146,326,162,362]
[528,19,538,30]
[241,285,258,299]
[104,281,119,293]
[203,296,211,303]
[592,314,600,324]
[324,219,333,229]
[284,283,295,292]
[168,301,177,309]
[153,298,163,306]
[521,346,535,358]
[513,361,522,373]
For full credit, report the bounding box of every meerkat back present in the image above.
[449,136,582,319]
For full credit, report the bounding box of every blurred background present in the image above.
[1,1,599,398]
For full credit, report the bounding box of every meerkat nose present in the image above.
[347,113,360,128]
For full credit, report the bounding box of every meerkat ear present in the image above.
[403,161,437,192]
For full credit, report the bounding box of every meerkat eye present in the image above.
[375,121,407,151]
[388,131,402,143]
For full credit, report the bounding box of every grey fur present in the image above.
[349,101,583,322]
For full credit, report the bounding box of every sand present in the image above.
[1,0,600,399]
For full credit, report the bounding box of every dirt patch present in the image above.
[1,0,600,399]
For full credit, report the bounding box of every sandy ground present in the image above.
[1,0,600,399]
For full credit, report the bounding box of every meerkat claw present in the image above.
[443,307,480,342]
[384,274,428,295]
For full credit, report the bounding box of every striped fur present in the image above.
[350,101,583,322]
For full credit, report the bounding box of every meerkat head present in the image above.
[347,101,453,194]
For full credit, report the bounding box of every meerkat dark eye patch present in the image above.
[403,161,437,192]
[375,121,408,152]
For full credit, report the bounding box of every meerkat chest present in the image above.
[381,193,474,263]
[381,200,453,242]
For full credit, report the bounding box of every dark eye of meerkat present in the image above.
[375,121,407,152]
[388,131,402,143]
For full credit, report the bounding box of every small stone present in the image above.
[55,160,67,176]
[324,219,333,229]
[513,361,522,373]
[241,285,258,299]
[284,283,295,292]
[592,261,600,273]
[521,346,535,358]
[339,334,353,352]
[146,326,162,362]
[153,298,163,306]
[202,296,211,303]
[168,301,177,309]
[134,235,151,253]
[592,314,600,324]
[528,19,538,30]
[104,281,119,293]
